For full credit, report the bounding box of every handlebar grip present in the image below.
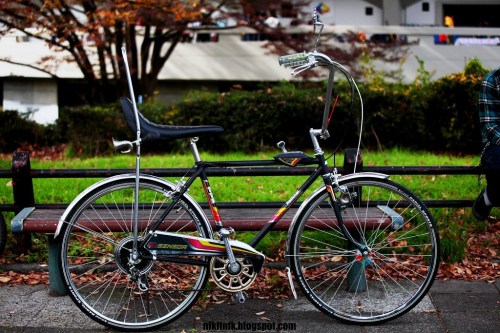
[278,52,309,68]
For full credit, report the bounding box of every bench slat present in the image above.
[14,207,395,233]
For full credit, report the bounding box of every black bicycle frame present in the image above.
[138,153,335,251]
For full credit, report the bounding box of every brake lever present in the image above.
[292,61,317,76]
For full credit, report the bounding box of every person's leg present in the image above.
[483,145,500,205]
[473,145,500,221]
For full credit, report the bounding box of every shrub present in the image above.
[167,81,358,153]
[57,104,125,156]
[0,61,490,156]
[0,111,48,153]
[421,73,483,153]
[360,82,428,150]
[57,101,175,156]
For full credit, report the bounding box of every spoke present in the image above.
[291,180,437,323]
[60,181,210,330]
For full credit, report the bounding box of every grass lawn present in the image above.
[0,148,496,264]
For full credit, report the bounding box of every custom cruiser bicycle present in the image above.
[55,13,439,331]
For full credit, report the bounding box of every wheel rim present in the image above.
[60,180,209,330]
[291,179,439,323]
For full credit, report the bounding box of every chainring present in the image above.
[209,257,257,292]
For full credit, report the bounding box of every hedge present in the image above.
[0,70,487,156]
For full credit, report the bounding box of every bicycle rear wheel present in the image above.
[58,175,211,331]
[288,177,439,324]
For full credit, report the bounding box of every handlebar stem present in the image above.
[309,129,325,156]
[321,67,335,138]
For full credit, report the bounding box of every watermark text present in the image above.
[203,321,297,331]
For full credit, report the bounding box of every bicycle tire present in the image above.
[0,213,6,256]
[288,177,439,324]
[58,175,212,331]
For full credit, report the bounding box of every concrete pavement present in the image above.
[0,279,498,332]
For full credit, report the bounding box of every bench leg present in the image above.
[47,235,67,296]
[14,234,32,254]
[347,235,367,292]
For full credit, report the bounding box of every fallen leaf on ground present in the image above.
[0,276,11,283]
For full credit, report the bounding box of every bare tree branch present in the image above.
[0,58,59,78]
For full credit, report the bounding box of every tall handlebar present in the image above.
[278,10,358,141]
[279,50,338,139]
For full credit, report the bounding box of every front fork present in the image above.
[323,170,367,251]
[310,127,366,252]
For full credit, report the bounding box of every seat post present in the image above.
[189,137,202,162]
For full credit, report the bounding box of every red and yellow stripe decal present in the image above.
[202,180,221,224]
[270,207,287,223]
[211,206,221,223]
[187,238,255,255]
[326,185,334,195]
[188,238,225,252]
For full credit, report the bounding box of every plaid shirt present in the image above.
[479,67,500,146]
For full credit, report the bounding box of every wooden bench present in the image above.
[11,206,398,233]
[11,204,398,295]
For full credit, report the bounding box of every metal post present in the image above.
[343,148,363,174]
[12,151,34,251]
[347,235,367,292]
[47,235,67,296]
[0,213,6,255]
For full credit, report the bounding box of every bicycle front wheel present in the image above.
[58,175,211,331]
[288,177,439,324]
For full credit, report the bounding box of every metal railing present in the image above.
[0,151,486,213]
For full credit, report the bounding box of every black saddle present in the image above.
[121,97,223,142]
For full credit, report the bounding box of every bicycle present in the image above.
[55,13,439,331]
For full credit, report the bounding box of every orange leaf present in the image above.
[0,276,11,283]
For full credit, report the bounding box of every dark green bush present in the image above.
[355,70,483,154]
[166,81,361,153]
[0,66,489,156]
[57,104,122,156]
[0,111,48,153]
[55,102,177,156]
[360,83,427,150]
[421,73,483,153]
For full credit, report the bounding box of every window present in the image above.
[16,36,30,43]
[365,7,373,16]
[422,2,430,12]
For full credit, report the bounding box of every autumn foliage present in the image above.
[0,0,225,101]
[0,1,416,104]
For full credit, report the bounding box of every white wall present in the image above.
[3,80,58,124]
[309,0,383,26]
[405,0,436,25]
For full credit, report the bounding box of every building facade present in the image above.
[1,0,499,124]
